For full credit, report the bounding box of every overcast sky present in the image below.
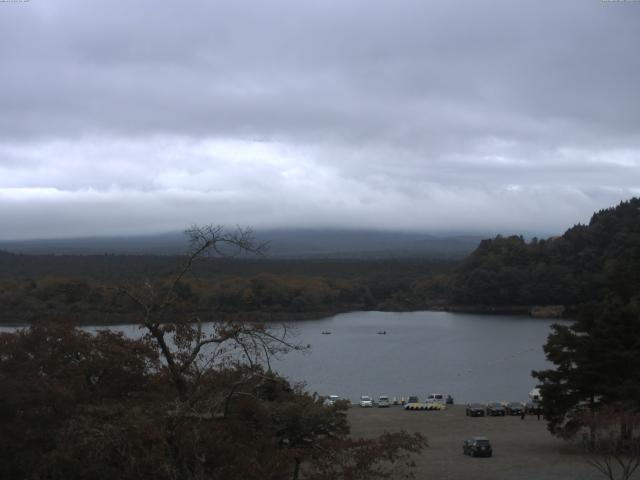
[1,0,639,240]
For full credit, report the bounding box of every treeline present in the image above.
[452,198,640,308]
[0,253,454,280]
[0,256,456,324]
[4,197,640,322]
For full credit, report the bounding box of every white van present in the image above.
[426,393,445,404]
[529,388,542,402]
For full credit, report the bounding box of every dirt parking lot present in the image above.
[348,405,605,480]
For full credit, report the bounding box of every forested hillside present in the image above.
[0,254,455,324]
[2,198,639,323]
[452,198,640,308]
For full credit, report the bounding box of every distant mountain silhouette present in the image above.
[0,229,486,259]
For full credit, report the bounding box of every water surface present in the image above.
[1,310,564,404]
[269,311,563,404]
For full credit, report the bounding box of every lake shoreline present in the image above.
[0,303,572,326]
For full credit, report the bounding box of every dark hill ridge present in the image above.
[452,197,640,308]
[0,229,484,259]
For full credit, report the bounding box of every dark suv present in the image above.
[465,403,485,417]
[486,402,506,416]
[525,401,542,415]
[505,402,524,416]
[463,437,493,457]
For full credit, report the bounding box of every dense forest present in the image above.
[0,254,455,324]
[2,198,639,324]
[451,198,640,310]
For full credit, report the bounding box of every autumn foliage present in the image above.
[0,226,426,479]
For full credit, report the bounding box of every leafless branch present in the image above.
[580,407,640,480]
[114,224,295,404]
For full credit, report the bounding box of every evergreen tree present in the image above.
[532,301,640,438]
[453,197,640,308]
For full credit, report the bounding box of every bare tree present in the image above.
[580,407,640,480]
[1,225,427,480]
[118,225,300,401]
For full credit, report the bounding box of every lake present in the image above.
[0,310,565,404]
[269,311,562,404]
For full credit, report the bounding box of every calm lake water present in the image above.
[0,310,565,404]
[269,311,563,404]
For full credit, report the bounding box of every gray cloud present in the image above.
[0,0,639,239]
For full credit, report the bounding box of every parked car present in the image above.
[465,403,485,417]
[377,395,390,407]
[404,395,425,410]
[524,401,541,414]
[360,395,373,407]
[426,393,445,404]
[505,402,524,416]
[324,395,341,406]
[463,437,493,457]
[406,395,420,404]
[486,402,506,416]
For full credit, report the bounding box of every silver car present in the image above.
[360,395,373,407]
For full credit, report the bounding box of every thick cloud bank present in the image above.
[1,0,639,239]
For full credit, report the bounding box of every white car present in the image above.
[324,395,341,406]
[360,395,373,407]
[426,393,445,404]
[377,395,390,407]
[529,388,542,402]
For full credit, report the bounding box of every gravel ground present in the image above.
[348,405,606,480]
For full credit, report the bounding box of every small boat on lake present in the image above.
[377,331,387,335]
[321,331,332,335]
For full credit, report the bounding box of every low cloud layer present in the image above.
[1,0,639,239]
